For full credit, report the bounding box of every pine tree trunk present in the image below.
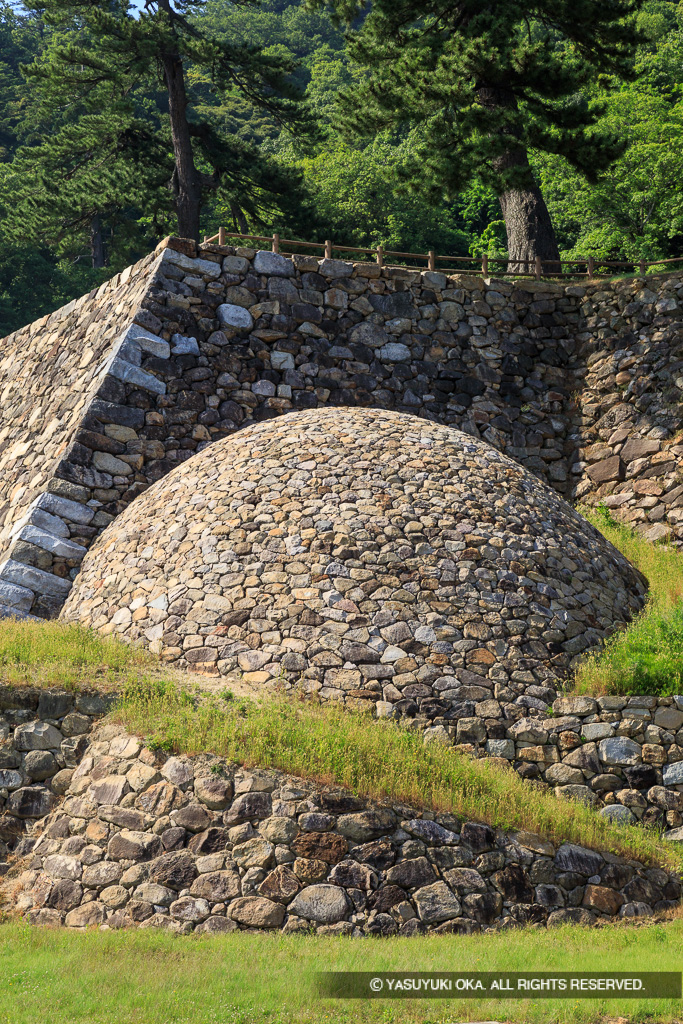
[498,174,561,274]
[90,214,106,268]
[476,84,561,274]
[158,2,202,242]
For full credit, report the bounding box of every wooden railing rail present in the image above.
[201,228,683,280]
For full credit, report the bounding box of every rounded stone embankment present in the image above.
[62,407,647,713]
[8,723,681,935]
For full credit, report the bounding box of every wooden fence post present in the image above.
[324,239,333,259]
[535,255,542,281]
[272,232,280,254]
[218,226,226,246]
[639,257,647,275]
[587,256,594,278]
[428,250,436,272]
[482,253,488,277]
[376,245,384,268]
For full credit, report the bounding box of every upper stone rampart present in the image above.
[1,236,682,618]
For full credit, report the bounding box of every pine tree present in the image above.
[0,2,43,162]
[8,0,314,246]
[1,104,173,267]
[313,0,644,268]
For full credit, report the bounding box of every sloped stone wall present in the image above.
[437,693,683,834]
[8,720,681,934]
[0,253,161,616]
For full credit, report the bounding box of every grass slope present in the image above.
[0,614,679,868]
[0,619,153,690]
[115,681,683,871]
[575,505,683,696]
[0,920,681,1024]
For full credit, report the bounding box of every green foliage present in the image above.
[115,681,682,869]
[0,0,314,265]
[310,0,643,207]
[3,0,683,327]
[537,1,683,259]
[0,238,110,335]
[293,136,471,253]
[575,504,683,696]
[0,2,43,161]
[0,108,172,262]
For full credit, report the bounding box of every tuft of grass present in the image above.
[0,918,682,1024]
[575,504,683,696]
[0,619,152,691]
[114,680,683,872]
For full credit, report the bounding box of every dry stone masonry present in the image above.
[57,410,683,831]
[2,237,683,618]
[9,721,682,935]
[61,408,647,707]
[460,692,683,832]
[0,686,112,869]
[570,280,683,544]
[0,252,162,618]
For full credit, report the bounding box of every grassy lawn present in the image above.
[0,919,681,1024]
[575,504,683,697]
[114,680,683,872]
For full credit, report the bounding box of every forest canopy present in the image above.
[1,0,682,334]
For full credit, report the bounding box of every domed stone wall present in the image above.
[61,409,647,714]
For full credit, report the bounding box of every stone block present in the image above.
[587,457,623,483]
[598,737,642,766]
[0,580,34,613]
[0,560,71,597]
[252,251,294,276]
[413,881,461,924]
[18,525,87,559]
[288,884,350,923]
[554,843,603,876]
[108,357,166,395]
[14,721,63,750]
[162,250,221,278]
[662,762,683,786]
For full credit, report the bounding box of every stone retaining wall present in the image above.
[0,249,163,614]
[0,687,111,868]
[420,693,683,836]
[0,239,583,618]
[9,721,681,935]
[570,280,683,544]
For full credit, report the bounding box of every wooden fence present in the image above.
[202,227,683,280]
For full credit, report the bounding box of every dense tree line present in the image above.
[0,0,682,334]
